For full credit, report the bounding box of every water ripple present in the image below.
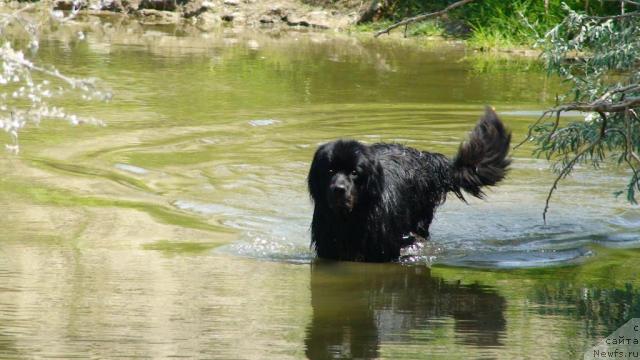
[440,247,593,269]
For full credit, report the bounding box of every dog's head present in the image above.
[308,140,383,216]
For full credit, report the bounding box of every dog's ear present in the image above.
[308,143,331,203]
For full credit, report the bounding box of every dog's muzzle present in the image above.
[328,175,355,214]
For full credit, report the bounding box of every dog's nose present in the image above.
[331,184,346,194]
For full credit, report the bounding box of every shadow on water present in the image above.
[305,262,506,359]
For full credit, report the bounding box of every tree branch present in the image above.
[597,84,640,102]
[586,10,640,20]
[514,109,554,149]
[545,96,640,114]
[542,112,609,223]
[607,125,640,204]
[374,0,476,38]
[623,0,640,7]
[517,84,640,150]
[547,110,562,141]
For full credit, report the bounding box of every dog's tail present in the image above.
[450,106,511,200]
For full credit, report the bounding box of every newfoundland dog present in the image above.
[307,107,511,262]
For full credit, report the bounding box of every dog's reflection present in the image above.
[305,262,506,359]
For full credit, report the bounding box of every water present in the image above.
[0,22,639,358]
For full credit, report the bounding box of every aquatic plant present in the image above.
[520,4,640,221]
[0,1,109,153]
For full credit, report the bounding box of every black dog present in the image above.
[307,107,511,262]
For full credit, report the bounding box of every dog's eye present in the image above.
[351,170,358,177]
[328,169,335,175]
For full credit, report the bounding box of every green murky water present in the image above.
[1,21,639,359]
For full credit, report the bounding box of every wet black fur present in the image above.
[307,107,511,262]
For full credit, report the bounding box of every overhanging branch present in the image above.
[542,112,610,223]
[516,90,640,221]
[374,0,476,38]
[549,97,640,113]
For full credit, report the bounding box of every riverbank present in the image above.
[51,0,359,31]
[46,0,529,52]
[45,4,532,56]
[43,0,625,52]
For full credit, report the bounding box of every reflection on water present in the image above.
[0,21,638,359]
[305,263,505,359]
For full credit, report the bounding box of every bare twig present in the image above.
[0,3,38,38]
[586,10,640,20]
[0,3,36,26]
[374,0,476,38]
[597,84,640,102]
[599,0,640,5]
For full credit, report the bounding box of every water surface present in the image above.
[0,21,639,359]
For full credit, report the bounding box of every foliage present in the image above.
[356,19,444,38]
[460,0,620,47]
[0,1,109,153]
[405,20,443,37]
[368,0,623,47]
[522,4,640,220]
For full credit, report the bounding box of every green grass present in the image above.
[463,0,543,50]
[359,0,624,50]
[350,19,445,42]
[406,20,444,37]
[466,27,526,50]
